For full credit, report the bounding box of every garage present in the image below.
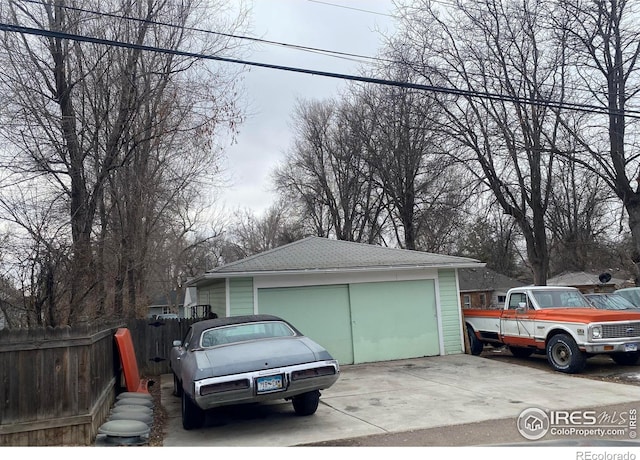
[258,280,439,365]
[187,236,483,365]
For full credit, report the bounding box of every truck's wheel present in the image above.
[610,352,640,366]
[467,325,484,356]
[508,346,534,358]
[546,334,586,373]
[181,391,205,430]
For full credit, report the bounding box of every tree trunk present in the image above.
[625,199,640,284]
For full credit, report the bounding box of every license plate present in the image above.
[624,343,638,352]
[256,374,284,394]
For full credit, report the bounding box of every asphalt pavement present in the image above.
[159,354,640,447]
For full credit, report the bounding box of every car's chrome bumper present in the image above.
[581,340,639,353]
[192,360,340,410]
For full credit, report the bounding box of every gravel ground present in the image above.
[147,377,169,447]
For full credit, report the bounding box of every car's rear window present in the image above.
[200,321,296,347]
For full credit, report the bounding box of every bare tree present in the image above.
[351,61,469,251]
[393,0,570,283]
[274,98,386,243]
[546,153,619,275]
[554,0,640,282]
[0,0,247,324]
[457,205,522,278]
[225,202,305,260]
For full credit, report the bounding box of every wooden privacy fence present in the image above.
[0,317,197,446]
[0,323,123,446]
[127,317,196,377]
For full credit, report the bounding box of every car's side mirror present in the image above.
[172,340,182,347]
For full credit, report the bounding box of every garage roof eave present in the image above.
[187,262,485,286]
[186,274,206,286]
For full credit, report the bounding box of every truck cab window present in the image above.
[508,293,526,309]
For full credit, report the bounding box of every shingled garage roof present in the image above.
[189,236,483,284]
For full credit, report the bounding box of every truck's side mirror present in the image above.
[516,302,527,313]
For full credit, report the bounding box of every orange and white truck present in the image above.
[463,285,640,373]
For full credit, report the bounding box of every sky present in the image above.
[216,0,397,217]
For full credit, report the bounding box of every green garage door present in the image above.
[258,285,354,364]
[349,280,439,363]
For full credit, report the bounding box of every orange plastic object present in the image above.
[114,328,149,393]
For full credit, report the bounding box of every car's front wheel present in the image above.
[546,334,586,373]
[292,390,320,416]
[181,391,205,430]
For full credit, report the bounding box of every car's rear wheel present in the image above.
[173,373,183,397]
[546,334,586,373]
[610,351,640,366]
[292,390,320,416]
[181,391,205,430]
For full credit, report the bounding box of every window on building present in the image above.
[479,293,486,307]
[463,295,471,308]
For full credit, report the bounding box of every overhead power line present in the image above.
[18,0,380,65]
[16,0,628,99]
[0,21,638,119]
[307,0,394,17]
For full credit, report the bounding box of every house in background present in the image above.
[147,290,183,319]
[186,236,484,365]
[180,286,214,318]
[147,287,213,319]
[546,271,629,293]
[458,267,526,309]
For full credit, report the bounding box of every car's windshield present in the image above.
[200,321,296,347]
[530,290,592,309]
[587,294,637,310]
[615,288,640,308]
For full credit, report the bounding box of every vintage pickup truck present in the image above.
[464,285,640,373]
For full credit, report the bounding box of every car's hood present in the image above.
[534,308,640,323]
[192,336,331,380]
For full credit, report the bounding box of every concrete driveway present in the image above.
[159,354,640,447]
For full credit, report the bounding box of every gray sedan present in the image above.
[170,314,340,430]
